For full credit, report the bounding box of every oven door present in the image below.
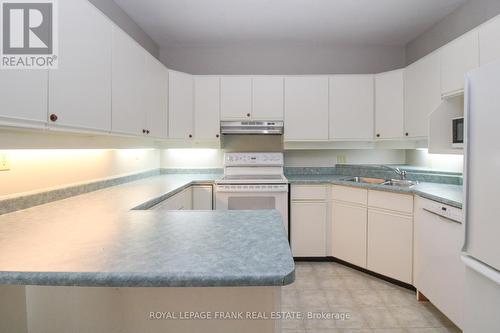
[215,184,289,235]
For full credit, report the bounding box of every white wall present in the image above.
[89,0,159,57]
[0,149,160,197]
[406,149,464,173]
[284,150,406,167]
[160,149,406,169]
[406,0,500,64]
[160,43,406,75]
[161,149,224,169]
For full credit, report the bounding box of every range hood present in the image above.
[220,121,283,135]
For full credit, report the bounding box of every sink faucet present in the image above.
[379,165,407,180]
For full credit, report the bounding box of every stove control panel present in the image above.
[216,184,288,192]
[224,152,284,166]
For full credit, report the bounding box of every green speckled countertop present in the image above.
[0,174,294,287]
[286,174,463,209]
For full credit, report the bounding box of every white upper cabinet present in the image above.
[220,77,252,120]
[169,70,194,139]
[144,55,168,138]
[479,15,500,66]
[48,0,112,133]
[112,26,147,136]
[404,51,441,138]
[284,76,329,141]
[194,76,220,140]
[440,30,479,97]
[375,69,404,139]
[252,77,284,120]
[0,70,48,128]
[330,75,374,140]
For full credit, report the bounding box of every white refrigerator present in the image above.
[462,61,500,333]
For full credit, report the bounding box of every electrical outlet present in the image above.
[0,153,10,171]
[336,154,347,164]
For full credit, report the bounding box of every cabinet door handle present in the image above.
[216,134,220,138]
[146,130,150,134]
[246,113,251,117]
[376,134,380,138]
[188,134,193,138]
[405,132,409,136]
[142,129,146,134]
[49,114,58,122]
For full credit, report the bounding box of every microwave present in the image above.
[452,117,464,148]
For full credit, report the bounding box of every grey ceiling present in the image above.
[113,0,467,47]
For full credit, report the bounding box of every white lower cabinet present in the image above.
[291,202,327,257]
[328,186,414,283]
[331,200,367,268]
[152,186,213,211]
[331,185,368,268]
[367,209,413,283]
[291,185,328,257]
[153,187,192,210]
[192,186,213,210]
[367,190,413,283]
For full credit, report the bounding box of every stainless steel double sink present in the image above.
[342,177,418,188]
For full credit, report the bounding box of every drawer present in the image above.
[331,185,367,205]
[291,185,328,201]
[368,190,413,214]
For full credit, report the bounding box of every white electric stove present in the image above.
[215,152,289,234]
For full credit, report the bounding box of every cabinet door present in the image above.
[111,26,146,136]
[375,70,404,139]
[330,75,374,140]
[144,55,168,138]
[440,31,479,97]
[252,77,284,120]
[194,76,220,140]
[404,52,441,138]
[152,188,192,210]
[332,201,367,268]
[284,77,329,141]
[367,209,413,284]
[479,15,500,66]
[177,187,193,210]
[192,186,213,210]
[0,70,48,128]
[220,77,252,120]
[48,0,111,132]
[291,202,327,257]
[169,70,194,139]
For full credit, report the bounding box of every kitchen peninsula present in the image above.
[0,174,295,333]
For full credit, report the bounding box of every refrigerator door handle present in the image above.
[462,74,471,254]
[461,255,500,286]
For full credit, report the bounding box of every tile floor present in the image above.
[281,262,461,333]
